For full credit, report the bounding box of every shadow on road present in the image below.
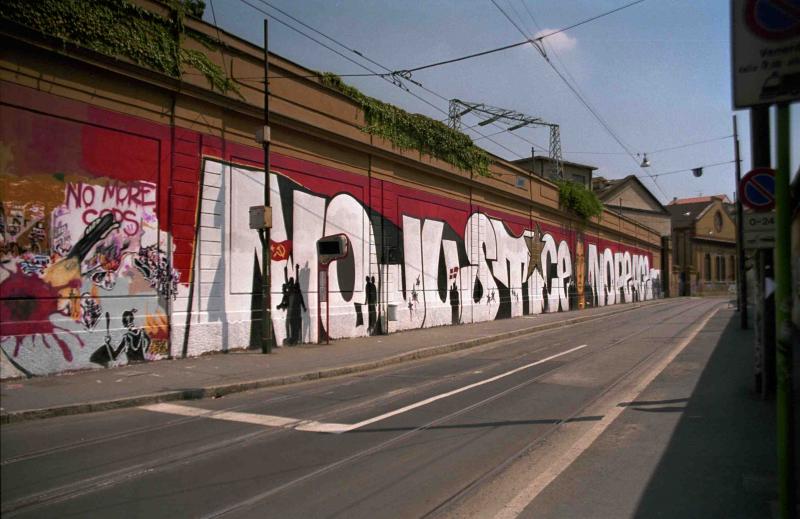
[353,415,603,434]
[633,311,784,518]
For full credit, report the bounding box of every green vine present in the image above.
[318,73,491,177]
[555,179,603,220]
[0,0,236,95]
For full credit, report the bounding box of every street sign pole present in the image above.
[262,19,273,354]
[774,102,795,519]
[733,115,747,328]
[732,4,797,513]
[750,109,775,399]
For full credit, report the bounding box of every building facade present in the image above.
[593,175,672,237]
[0,1,664,378]
[513,156,596,189]
[668,196,737,296]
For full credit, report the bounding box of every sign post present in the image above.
[732,3,797,514]
[774,103,795,519]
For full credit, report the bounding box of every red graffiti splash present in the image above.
[0,271,79,361]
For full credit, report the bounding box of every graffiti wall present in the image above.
[1,87,661,378]
[177,158,661,355]
[0,103,174,377]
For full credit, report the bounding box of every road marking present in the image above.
[141,344,588,434]
[140,403,350,431]
[494,306,721,519]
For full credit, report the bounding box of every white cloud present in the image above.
[533,28,577,52]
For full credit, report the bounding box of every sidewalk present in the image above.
[0,299,670,424]
[517,307,797,519]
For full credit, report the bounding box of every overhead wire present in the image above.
[234,0,655,160]
[533,0,646,42]
[649,160,735,178]
[242,0,540,159]
[226,0,649,81]
[237,0,712,193]
[648,135,733,155]
[224,0,649,157]
[207,0,229,76]
[492,0,670,198]
[565,151,629,155]
[566,135,734,156]
[237,0,455,124]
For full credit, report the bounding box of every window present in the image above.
[515,175,526,189]
[718,256,725,281]
[704,253,712,281]
[729,255,736,280]
[571,174,585,186]
[714,211,723,232]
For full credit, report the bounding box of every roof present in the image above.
[592,176,624,199]
[511,156,598,171]
[592,175,669,214]
[667,201,714,228]
[668,194,732,205]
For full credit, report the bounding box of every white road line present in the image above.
[326,344,588,433]
[141,344,588,434]
[494,306,722,519]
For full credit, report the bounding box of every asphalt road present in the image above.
[1,298,724,518]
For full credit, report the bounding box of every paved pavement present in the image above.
[446,303,799,519]
[2,298,796,518]
[0,299,671,423]
[517,305,789,519]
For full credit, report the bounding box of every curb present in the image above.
[1,300,671,425]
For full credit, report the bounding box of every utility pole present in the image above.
[733,115,746,328]
[261,19,272,354]
[774,102,795,519]
[751,107,774,396]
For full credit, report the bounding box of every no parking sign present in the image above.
[739,167,776,211]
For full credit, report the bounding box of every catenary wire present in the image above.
[648,135,733,155]
[566,135,733,156]
[229,0,647,80]
[534,0,646,42]
[225,0,641,160]
[241,0,541,159]
[649,160,735,178]
[493,0,669,198]
[251,0,551,156]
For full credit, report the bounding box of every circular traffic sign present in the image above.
[739,167,776,211]
[745,0,800,40]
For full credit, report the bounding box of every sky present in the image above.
[203,0,800,204]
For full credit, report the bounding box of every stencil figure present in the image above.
[450,282,460,325]
[276,266,291,345]
[286,264,306,344]
[89,309,150,366]
[115,309,151,363]
[366,276,377,335]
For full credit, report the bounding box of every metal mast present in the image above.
[448,99,564,179]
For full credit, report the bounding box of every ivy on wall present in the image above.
[555,179,603,220]
[318,73,492,177]
[0,0,236,94]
